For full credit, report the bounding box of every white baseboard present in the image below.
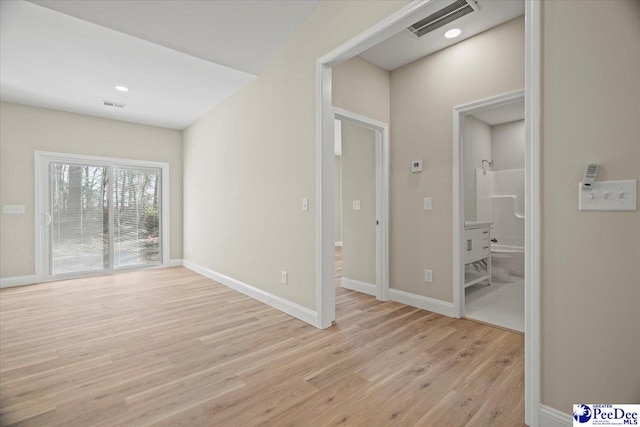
[168,259,183,267]
[340,277,376,296]
[0,275,39,289]
[540,405,572,427]
[182,260,318,327]
[335,241,342,247]
[389,288,454,317]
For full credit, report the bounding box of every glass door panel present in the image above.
[113,167,161,268]
[50,163,109,275]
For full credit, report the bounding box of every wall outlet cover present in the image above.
[424,269,433,283]
[411,160,423,173]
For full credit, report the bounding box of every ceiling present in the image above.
[360,0,524,71]
[470,100,525,126]
[0,0,317,129]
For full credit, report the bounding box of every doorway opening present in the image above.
[453,90,525,332]
[35,151,170,282]
[333,108,389,314]
[316,2,541,425]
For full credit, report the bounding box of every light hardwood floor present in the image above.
[0,251,524,426]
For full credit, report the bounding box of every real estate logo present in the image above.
[575,405,593,423]
[573,404,639,426]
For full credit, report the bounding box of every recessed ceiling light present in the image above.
[114,85,129,92]
[444,28,462,39]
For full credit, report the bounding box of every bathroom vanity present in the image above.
[464,221,492,287]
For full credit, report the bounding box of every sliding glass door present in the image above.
[39,153,167,280]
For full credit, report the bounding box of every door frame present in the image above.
[452,88,525,318]
[315,1,541,425]
[334,107,389,302]
[34,150,171,282]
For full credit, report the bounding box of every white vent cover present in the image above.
[407,0,480,38]
[103,100,125,108]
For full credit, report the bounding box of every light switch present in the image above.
[579,180,637,211]
[302,198,309,211]
[3,205,25,214]
[423,197,432,211]
[353,200,361,211]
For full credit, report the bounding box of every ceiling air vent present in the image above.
[103,100,125,108]
[407,0,480,38]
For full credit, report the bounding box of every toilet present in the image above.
[491,245,524,282]
[491,251,513,282]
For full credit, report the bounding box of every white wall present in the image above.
[340,121,376,285]
[491,120,524,171]
[0,102,183,279]
[182,1,406,311]
[463,115,492,221]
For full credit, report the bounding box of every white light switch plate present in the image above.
[579,180,636,211]
[353,200,361,211]
[423,197,432,211]
[3,205,25,214]
[302,197,309,211]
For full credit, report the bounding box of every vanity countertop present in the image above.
[464,221,493,229]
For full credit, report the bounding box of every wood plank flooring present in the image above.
[0,251,524,426]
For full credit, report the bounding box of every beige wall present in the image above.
[0,102,183,278]
[182,1,407,311]
[341,121,376,285]
[491,120,524,171]
[463,115,492,221]
[389,17,524,302]
[333,56,391,124]
[542,0,640,411]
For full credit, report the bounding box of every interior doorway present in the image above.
[453,90,526,332]
[316,2,541,425]
[333,108,389,308]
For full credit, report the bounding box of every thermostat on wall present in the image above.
[411,160,423,173]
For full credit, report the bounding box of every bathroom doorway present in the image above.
[453,90,525,332]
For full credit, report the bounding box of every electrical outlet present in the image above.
[281,271,288,285]
[424,269,433,283]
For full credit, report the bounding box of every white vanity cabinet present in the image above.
[464,222,492,287]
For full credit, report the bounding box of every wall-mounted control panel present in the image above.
[3,205,25,214]
[579,180,637,211]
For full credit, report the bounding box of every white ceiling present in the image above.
[360,0,524,71]
[0,0,317,129]
[28,0,318,76]
[471,100,524,126]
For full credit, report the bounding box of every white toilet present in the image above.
[491,245,524,282]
